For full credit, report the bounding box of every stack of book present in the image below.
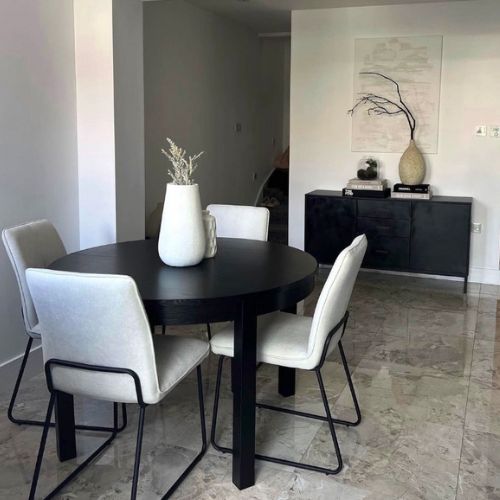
[392,184,432,200]
[342,179,390,198]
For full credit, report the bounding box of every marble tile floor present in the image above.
[0,272,499,499]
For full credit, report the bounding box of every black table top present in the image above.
[49,238,318,325]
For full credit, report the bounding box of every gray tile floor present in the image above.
[1,271,499,499]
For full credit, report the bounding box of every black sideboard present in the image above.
[305,190,472,292]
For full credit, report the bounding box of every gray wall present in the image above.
[113,0,146,242]
[0,0,79,367]
[143,0,269,216]
[258,37,291,174]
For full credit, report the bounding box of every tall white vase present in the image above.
[158,183,206,267]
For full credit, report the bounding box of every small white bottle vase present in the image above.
[202,210,217,258]
[158,183,206,267]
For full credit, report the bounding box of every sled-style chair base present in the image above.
[210,335,360,476]
[29,361,207,500]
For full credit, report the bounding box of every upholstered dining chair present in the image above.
[1,220,126,433]
[209,234,367,475]
[26,269,209,500]
[206,204,270,242]
[203,204,270,340]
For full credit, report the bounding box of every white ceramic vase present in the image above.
[158,183,206,267]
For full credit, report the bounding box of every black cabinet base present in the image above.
[306,191,472,294]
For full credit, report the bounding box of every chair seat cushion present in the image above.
[210,312,316,370]
[153,335,209,400]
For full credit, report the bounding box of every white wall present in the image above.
[74,0,117,249]
[75,0,145,248]
[290,0,500,284]
[0,0,79,368]
[143,0,267,216]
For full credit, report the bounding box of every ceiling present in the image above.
[183,0,470,33]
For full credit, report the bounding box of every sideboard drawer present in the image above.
[357,217,410,238]
[358,199,411,220]
[364,237,410,269]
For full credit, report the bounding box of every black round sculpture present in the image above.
[357,158,378,180]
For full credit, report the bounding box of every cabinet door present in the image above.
[410,202,470,276]
[305,196,356,264]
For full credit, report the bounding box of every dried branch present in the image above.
[361,72,416,130]
[161,138,204,185]
[348,73,416,140]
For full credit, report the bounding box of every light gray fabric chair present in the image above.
[206,204,270,242]
[210,234,367,475]
[26,269,209,500]
[200,204,269,341]
[2,220,127,432]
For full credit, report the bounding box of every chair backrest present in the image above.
[206,204,269,241]
[307,235,367,367]
[2,220,67,333]
[26,269,160,404]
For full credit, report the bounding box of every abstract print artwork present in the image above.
[352,36,443,153]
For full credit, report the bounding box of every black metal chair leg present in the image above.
[8,338,128,434]
[131,406,147,500]
[206,323,212,341]
[28,392,55,500]
[210,356,225,452]
[338,340,361,426]
[8,337,37,425]
[164,365,208,499]
[316,368,342,474]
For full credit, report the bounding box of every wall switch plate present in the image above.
[489,126,500,138]
[252,172,258,181]
[235,123,242,133]
[472,222,482,233]
[475,125,487,137]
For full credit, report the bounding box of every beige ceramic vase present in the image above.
[399,140,425,185]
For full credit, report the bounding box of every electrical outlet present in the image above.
[489,126,500,138]
[475,125,487,137]
[472,222,482,234]
[235,123,242,133]
[252,172,258,181]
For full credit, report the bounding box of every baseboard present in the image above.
[469,267,500,286]
[358,268,466,283]
[319,265,500,286]
[0,342,43,396]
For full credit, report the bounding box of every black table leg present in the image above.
[278,304,297,397]
[278,367,296,397]
[55,391,77,462]
[232,299,257,490]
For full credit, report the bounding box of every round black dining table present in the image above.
[50,237,317,490]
